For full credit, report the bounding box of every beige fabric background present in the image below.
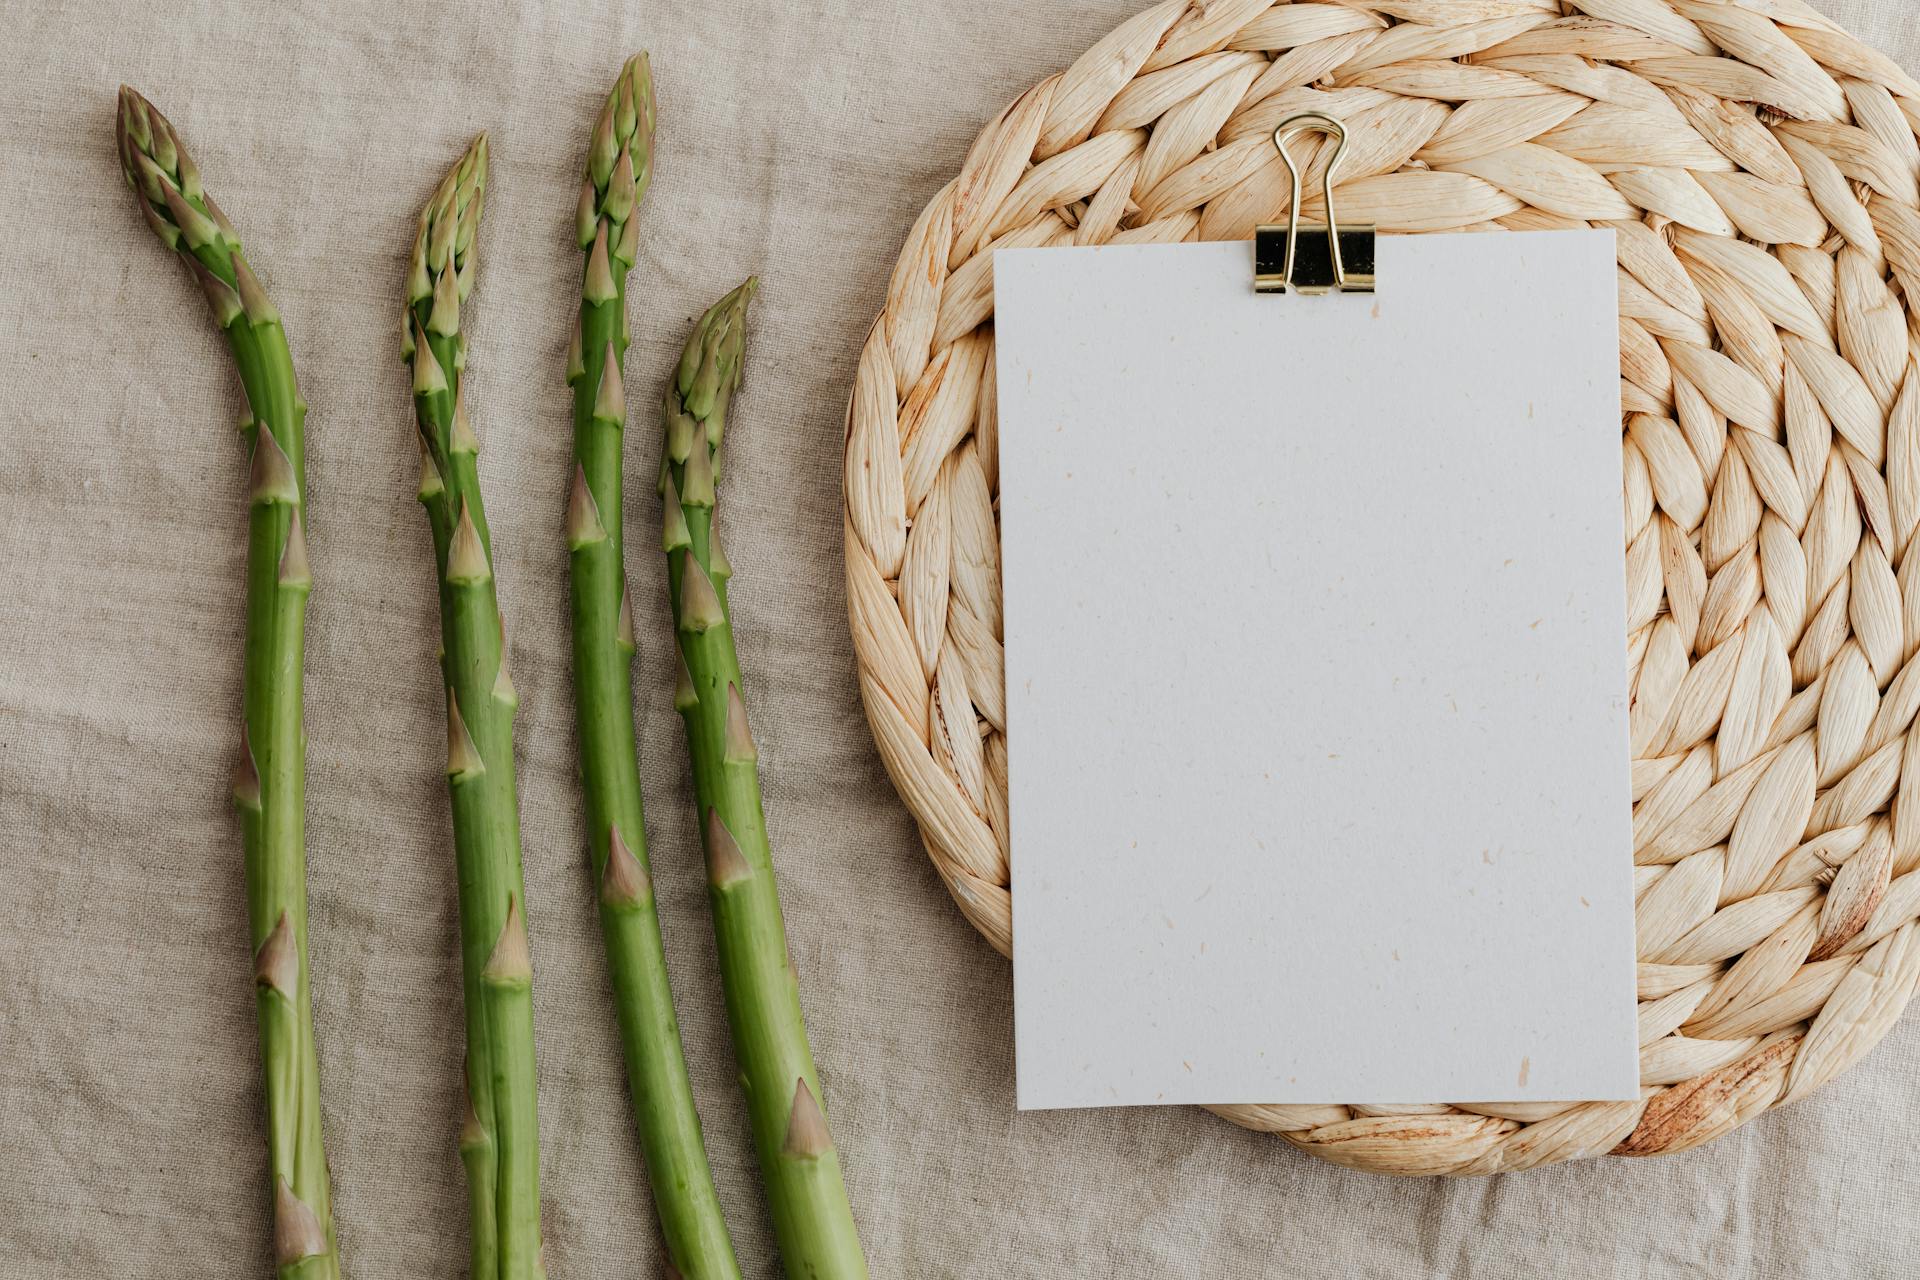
[4,1,1920,1276]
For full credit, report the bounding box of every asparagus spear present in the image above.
[565,56,744,1280]
[661,282,869,1279]
[403,135,544,1280]
[115,87,343,1280]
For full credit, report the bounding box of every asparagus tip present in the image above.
[253,910,299,997]
[273,1177,329,1266]
[601,823,652,908]
[781,1078,833,1160]
[704,809,752,888]
[482,894,533,985]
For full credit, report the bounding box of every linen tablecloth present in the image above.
[3,2,1917,1275]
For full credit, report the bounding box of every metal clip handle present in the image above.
[1254,112,1377,295]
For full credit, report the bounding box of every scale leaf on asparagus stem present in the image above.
[403,133,547,1280]
[563,54,744,1280]
[115,85,344,1280]
[662,282,871,1279]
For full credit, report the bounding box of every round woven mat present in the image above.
[843,0,1920,1175]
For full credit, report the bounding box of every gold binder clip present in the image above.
[1254,112,1376,295]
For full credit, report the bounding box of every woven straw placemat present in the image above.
[842,0,1920,1175]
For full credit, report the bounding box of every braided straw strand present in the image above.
[844,0,1920,1174]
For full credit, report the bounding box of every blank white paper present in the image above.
[996,233,1638,1109]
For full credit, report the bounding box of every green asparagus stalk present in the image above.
[114,87,343,1280]
[661,283,869,1279]
[403,136,544,1280]
[565,56,744,1280]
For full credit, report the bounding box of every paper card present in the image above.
[995,232,1638,1109]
